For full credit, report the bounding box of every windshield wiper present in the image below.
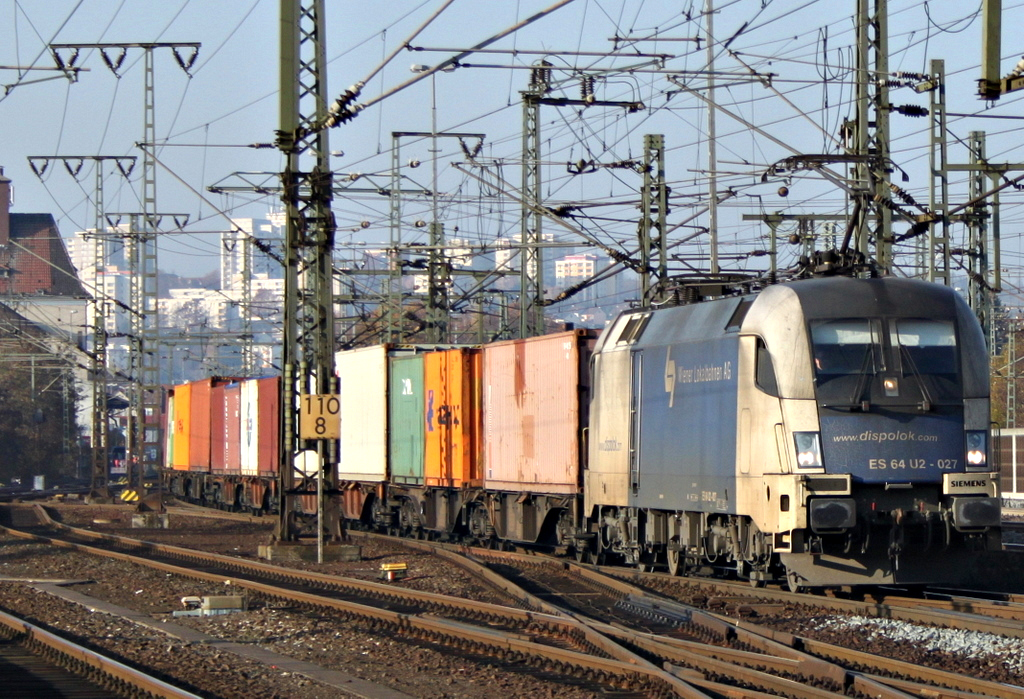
[896,343,934,412]
[846,344,876,409]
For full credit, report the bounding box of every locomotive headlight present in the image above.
[966,430,987,468]
[794,432,823,468]
[882,377,899,396]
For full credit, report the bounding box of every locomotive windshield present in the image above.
[811,318,961,406]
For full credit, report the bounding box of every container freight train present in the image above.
[164,276,1001,589]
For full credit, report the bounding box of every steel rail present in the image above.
[468,546,1024,698]
[737,619,1024,699]
[2,507,703,698]
[0,607,201,698]
[21,505,1021,697]
[606,566,1024,639]
[99,504,1024,694]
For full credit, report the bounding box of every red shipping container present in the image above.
[210,384,228,472]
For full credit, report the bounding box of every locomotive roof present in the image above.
[760,276,961,320]
[598,276,987,400]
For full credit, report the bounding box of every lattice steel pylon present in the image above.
[852,0,893,271]
[640,134,668,304]
[928,59,952,285]
[112,208,187,505]
[275,0,341,545]
[520,62,549,338]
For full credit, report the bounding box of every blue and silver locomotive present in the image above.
[581,276,999,588]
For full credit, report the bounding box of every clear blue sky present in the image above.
[1,0,1022,291]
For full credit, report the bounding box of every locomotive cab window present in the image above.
[811,320,884,378]
[755,338,779,396]
[891,320,956,374]
[891,319,960,399]
[811,317,962,405]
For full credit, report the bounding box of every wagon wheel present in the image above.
[666,546,685,577]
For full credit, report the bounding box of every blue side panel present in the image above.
[632,336,739,513]
[819,411,963,482]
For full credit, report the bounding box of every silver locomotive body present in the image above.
[583,277,999,588]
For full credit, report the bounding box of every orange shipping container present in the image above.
[170,383,193,471]
[188,379,215,471]
[424,348,481,487]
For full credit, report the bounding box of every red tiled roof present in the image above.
[0,214,88,297]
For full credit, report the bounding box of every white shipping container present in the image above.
[335,345,389,481]
[239,379,260,476]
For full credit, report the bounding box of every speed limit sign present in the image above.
[299,394,340,439]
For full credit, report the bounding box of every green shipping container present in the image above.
[389,354,425,485]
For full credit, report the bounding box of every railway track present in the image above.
[604,565,1024,639]
[7,501,1024,697]
[0,605,200,698]
[461,545,1024,698]
[0,504,694,697]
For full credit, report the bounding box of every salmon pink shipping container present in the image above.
[215,382,241,473]
[223,382,240,474]
[482,330,596,494]
[223,383,241,473]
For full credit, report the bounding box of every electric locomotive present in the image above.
[579,276,999,588]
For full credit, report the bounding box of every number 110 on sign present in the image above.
[299,394,340,439]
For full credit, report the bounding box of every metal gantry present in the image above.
[25,155,136,502]
[49,41,199,506]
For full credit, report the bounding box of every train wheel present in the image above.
[573,546,591,564]
[786,570,804,593]
[666,547,684,577]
